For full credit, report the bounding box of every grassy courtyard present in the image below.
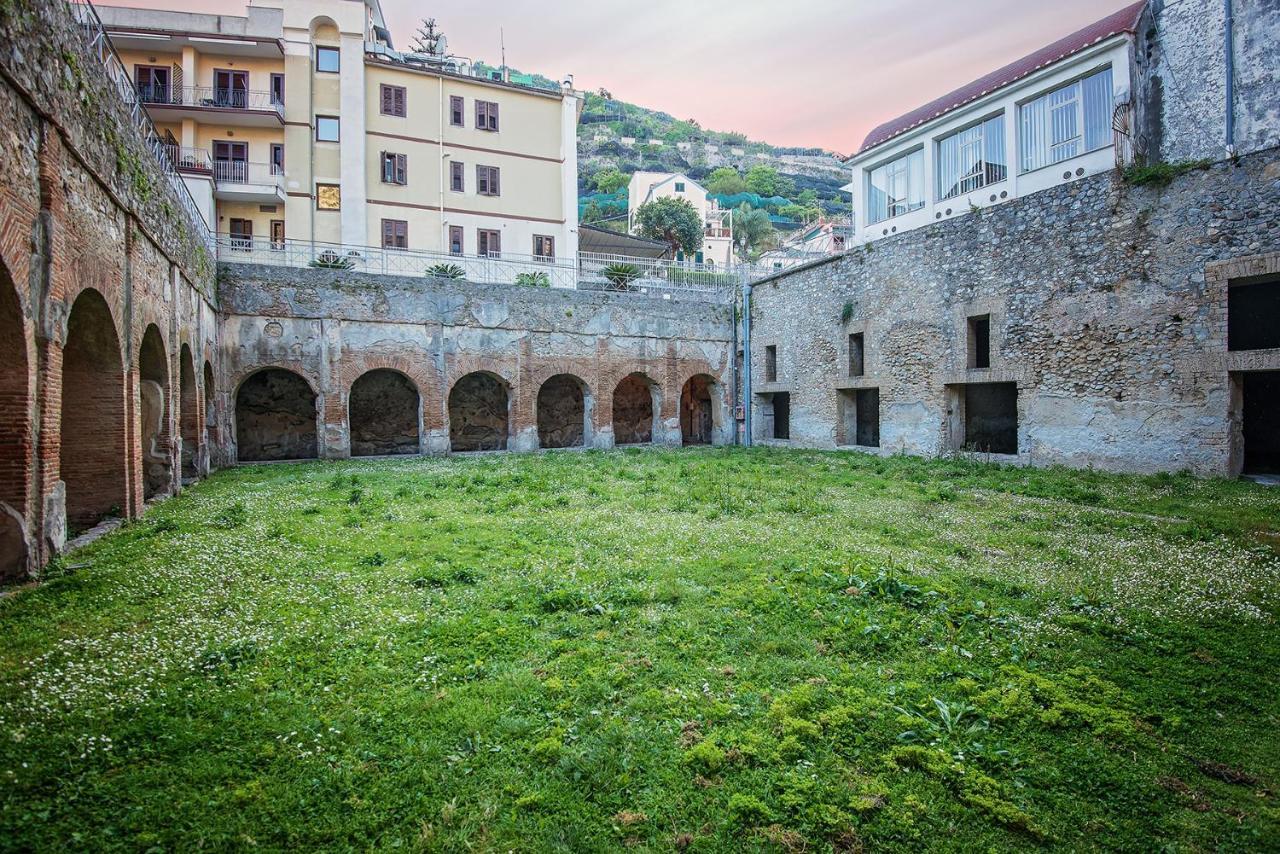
[2,448,1279,851]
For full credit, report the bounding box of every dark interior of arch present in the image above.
[0,270,29,580]
[613,373,654,445]
[681,375,714,445]
[179,345,199,479]
[203,361,215,448]
[449,373,508,452]
[537,374,586,449]
[60,290,127,532]
[138,326,171,499]
[349,369,419,456]
[236,369,318,461]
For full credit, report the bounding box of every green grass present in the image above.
[2,448,1279,851]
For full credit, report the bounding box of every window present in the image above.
[228,218,252,249]
[270,219,285,249]
[533,234,554,262]
[449,225,464,255]
[937,114,1006,200]
[381,152,407,185]
[866,149,924,225]
[1019,66,1112,173]
[1228,279,1280,351]
[450,95,464,126]
[213,69,248,107]
[316,183,340,210]
[675,181,685,192]
[134,65,170,103]
[475,100,499,131]
[450,160,464,192]
[381,219,408,249]
[765,345,778,382]
[968,314,991,370]
[270,143,284,175]
[477,228,501,257]
[849,333,865,377]
[316,46,339,73]
[476,165,500,196]
[380,84,406,117]
[316,115,339,142]
[270,73,284,105]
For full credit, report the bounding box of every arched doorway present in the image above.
[60,289,128,532]
[537,374,590,449]
[178,344,199,479]
[138,324,171,499]
[203,361,216,455]
[448,372,509,452]
[235,369,318,462]
[612,372,657,445]
[0,266,30,579]
[349,369,420,456]
[680,374,717,446]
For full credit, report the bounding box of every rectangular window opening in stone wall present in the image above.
[837,388,879,448]
[968,314,991,369]
[849,333,865,378]
[955,382,1017,455]
[765,345,777,382]
[1228,278,1280,351]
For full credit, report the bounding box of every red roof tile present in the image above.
[856,1,1146,156]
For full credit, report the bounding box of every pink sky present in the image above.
[110,0,1129,155]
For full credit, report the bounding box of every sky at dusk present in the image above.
[110,0,1131,155]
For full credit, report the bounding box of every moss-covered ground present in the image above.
[2,448,1278,851]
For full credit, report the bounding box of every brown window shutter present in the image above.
[382,219,391,245]
[490,102,499,131]
[397,153,407,183]
[395,87,405,116]
[475,100,483,129]
[492,167,500,195]
[380,85,391,114]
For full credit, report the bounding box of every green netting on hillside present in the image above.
[709,192,791,210]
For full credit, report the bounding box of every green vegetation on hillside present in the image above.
[2,449,1278,850]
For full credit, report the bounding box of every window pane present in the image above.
[316,46,339,73]
[317,116,339,142]
[1082,67,1113,151]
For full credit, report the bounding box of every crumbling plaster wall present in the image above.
[749,149,1280,475]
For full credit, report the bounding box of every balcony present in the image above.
[138,85,284,126]
[212,160,285,204]
[164,145,212,175]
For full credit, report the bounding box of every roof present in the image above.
[578,225,673,259]
[856,1,1145,157]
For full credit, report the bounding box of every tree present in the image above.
[732,203,776,259]
[593,168,629,194]
[744,165,795,199]
[409,18,445,55]
[705,167,746,196]
[633,197,703,255]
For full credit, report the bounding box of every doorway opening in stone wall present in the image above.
[235,368,318,462]
[837,388,880,447]
[1240,371,1280,476]
[537,374,591,450]
[449,372,510,452]
[349,369,420,457]
[179,344,199,480]
[770,392,791,440]
[612,372,658,445]
[60,289,128,533]
[950,382,1018,455]
[0,264,30,581]
[680,374,716,445]
[138,325,172,500]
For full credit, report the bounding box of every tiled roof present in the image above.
[856,1,1146,156]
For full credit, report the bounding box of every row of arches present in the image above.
[234,367,722,461]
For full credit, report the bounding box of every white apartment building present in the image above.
[847,2,1144,245]
[97,0,581,269]
[626,172,733,267]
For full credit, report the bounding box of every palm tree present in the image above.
[732,204,775,260]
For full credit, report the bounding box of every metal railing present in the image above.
[164,145,211,173]
[139,85,284,117]
[214,237,757,300]
[212,160,283,187]
[66,0,214,250]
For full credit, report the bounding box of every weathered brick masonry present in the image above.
[0,0,219,580]
[748,150,1280,474]
[216,266,735,458]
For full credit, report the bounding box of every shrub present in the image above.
[1122,158,1212,187]
[602,262,641,289]
[426,263,465,280]
[514,271,551,287]
[309,251,354,270]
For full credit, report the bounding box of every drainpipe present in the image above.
[439,74,447,248]
[742,278,753,447]
[1224,0,1235,157]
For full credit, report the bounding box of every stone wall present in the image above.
[748,149,1280,475]
[0,0,220,580]
[216,267,736,458]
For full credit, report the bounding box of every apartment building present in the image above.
[97,0,581,264]
[626,172,734,267]
[846,2,1143,245]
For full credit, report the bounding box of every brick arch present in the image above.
[337,355,439,427]
[536,373,594,450]
[447,370,512,452]
[178,343,200,479]
[138,323,172,499]
[233,367,320,462]
[0,255,32,580]
[612,371,662,446]
[348,368,422,457]
[680,372,723,446]
[60,288,128,532]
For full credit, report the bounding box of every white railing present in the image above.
[214,237,758,300]
[66,0,215,251]
[164,145,211,173]
[212,160,283,187]
[138,85,284,117]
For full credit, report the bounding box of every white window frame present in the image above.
[865,148,924,225]
[1018,66,1113,174]
[936,113,1007,201]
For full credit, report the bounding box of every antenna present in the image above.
[500,27,506,80]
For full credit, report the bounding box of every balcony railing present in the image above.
[212,160,283,187]
[138,85,284,117]
[163,145,211,173]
